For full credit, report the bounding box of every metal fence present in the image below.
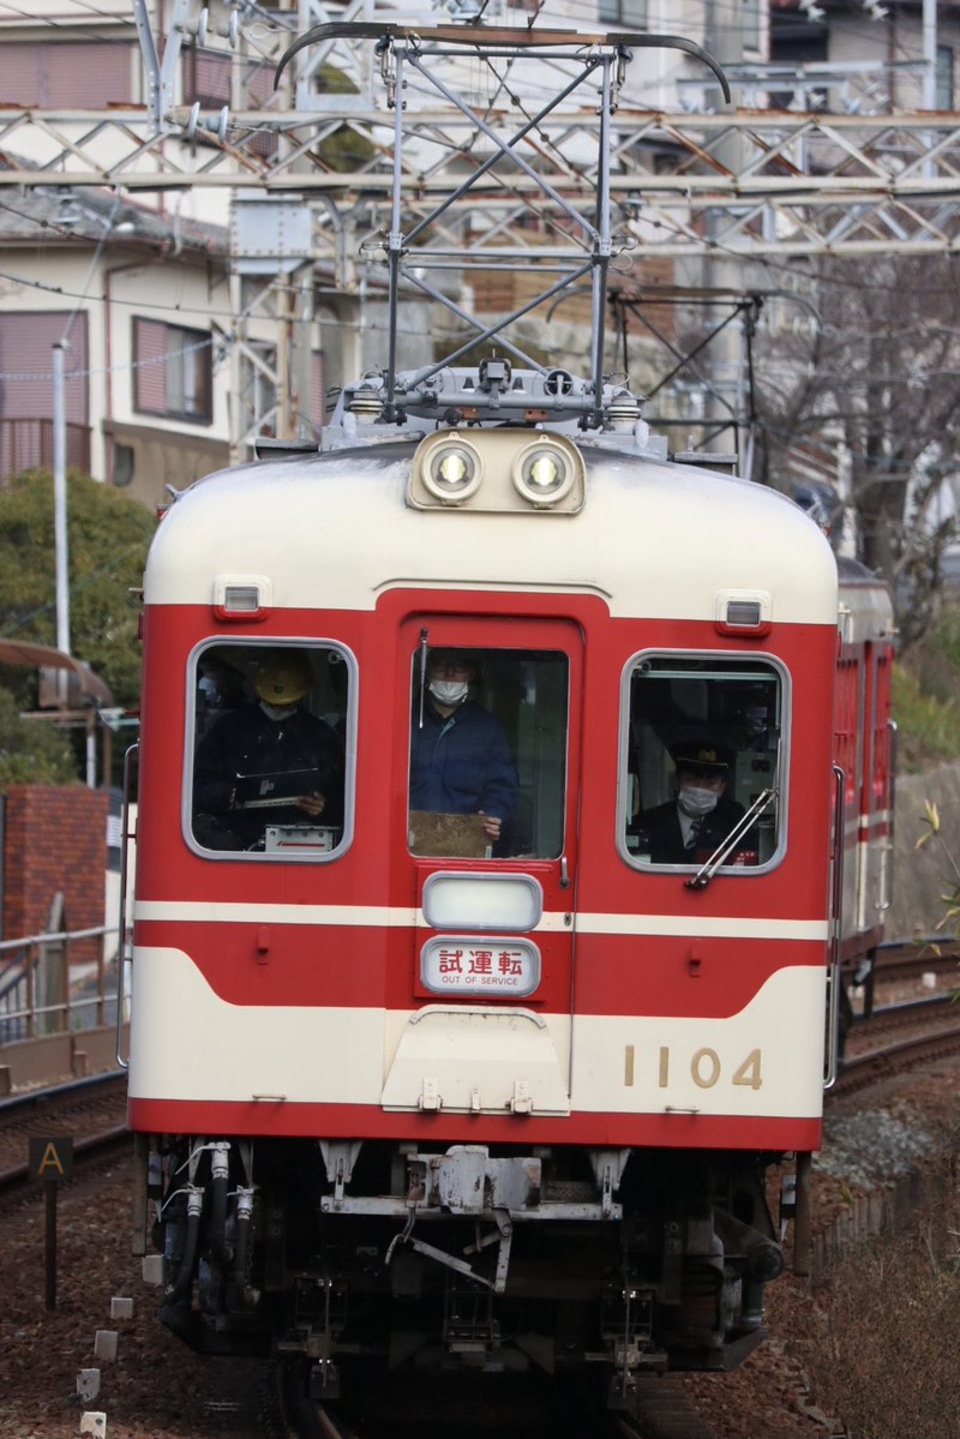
[0,922,124,1045]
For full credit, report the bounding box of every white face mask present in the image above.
[429,679,469,706]
[677,785,719,819]
[260,700,295,722]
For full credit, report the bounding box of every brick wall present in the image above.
[2,785,108,964]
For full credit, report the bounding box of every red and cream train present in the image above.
[124,361,895,1401]
[123,19,896,1407]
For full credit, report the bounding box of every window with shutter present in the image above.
[0,312,89,478]
[0,42,132,107]
[133,318,213,424]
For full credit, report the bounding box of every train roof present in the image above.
[145,436,840,626]
[836,555,896,645]
[836,555,889,587]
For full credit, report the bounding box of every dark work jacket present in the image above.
[635,797,746,866]
[194,702,344,846]
[409,699,518,826]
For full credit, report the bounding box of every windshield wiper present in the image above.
[685,788,778,890]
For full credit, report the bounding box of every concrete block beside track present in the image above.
[93,1330,118,1362]
[76,1369,100,1402]
[142,1254,163,1285]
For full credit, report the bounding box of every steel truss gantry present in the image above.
[9,101,960,258]
[7,3,960,456]
[6,2,960,266]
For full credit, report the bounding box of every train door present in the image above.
[381,614,583,1117]
[834,650,864,947]
[860,643,894,932]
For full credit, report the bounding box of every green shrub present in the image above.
[892,661,960,772]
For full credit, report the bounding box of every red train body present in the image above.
[122,23,897,1408]
[123,390,894,1401]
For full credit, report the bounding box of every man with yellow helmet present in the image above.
[194,649,344,851]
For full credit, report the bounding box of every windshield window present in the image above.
[409,646,568,860]
[624,654,783,869]
[189,641,349,859]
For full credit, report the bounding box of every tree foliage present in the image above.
[0,683,78,787]
[750,255,960,647]
[0,470,153,786]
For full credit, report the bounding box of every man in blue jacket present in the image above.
[409,650,518,849]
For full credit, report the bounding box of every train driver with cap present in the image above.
[635,744,745,866]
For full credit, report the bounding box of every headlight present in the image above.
[512,442,576,506]
[422,440,482,504]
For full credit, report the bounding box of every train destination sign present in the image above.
[420,937,540,997]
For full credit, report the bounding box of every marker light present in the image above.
[222,585,261,612]
[714,589,771,638]
[423,440,482,504]
[512,442,576,507]
[726,601,762,627]
[213,575,272,622]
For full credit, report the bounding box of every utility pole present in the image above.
[52,341,70,662]
[53,338,97,785]
[703,3,747,469]
[923,0,938,108]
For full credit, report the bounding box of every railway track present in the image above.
[0,1069,128,1196]
[836,1015,960,1096]
[0,978,956,1439]
[301,1374,717,1439]
[871,938,960,986]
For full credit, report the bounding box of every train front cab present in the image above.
[128,453,840,1394]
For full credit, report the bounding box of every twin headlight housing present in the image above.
[412,430,584,513]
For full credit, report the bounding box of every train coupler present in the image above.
[599,1284,661,1406]
[443,1282,500,1363]
[386,1205,514,1294]
[308,1359,341,1399]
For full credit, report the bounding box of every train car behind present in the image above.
[834,556,896,1033]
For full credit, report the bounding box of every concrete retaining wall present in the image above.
[889,763,960,940]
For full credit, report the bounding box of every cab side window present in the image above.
[408,646,568,860]
[624,655,782,869]
[190,642,349,859]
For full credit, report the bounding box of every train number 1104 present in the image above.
[623,1045,763,1091]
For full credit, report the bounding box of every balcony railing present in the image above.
[0,418,92,481]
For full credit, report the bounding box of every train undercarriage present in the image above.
[138,1134,786,1405]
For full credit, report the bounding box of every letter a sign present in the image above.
[28,1137,75,1310]
[29,1137,74,1183]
